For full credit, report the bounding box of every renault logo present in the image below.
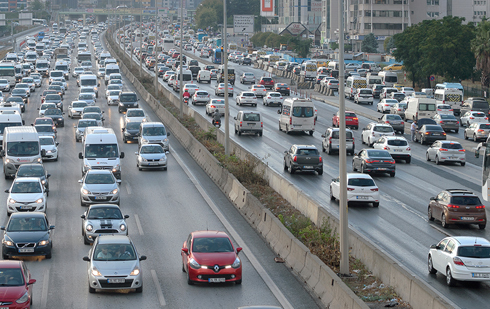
[213,265,220,272]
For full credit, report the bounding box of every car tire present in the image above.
[135,285,143,293]
[329,187,335,201]
[461,162,466,166]
[84,234,90,245]
[428,206,434,221]
[441,213,448,228]
[235,279,242,285]
[372,202,379,207]
[464,132,468,139]
[460,121,464,127]
[288,164,295,174]
[446,267,455,287]
[454,129,458,133]
[420,137,424,145]
[390,172,395,177]
[474,134,478,142]
[283,160,288,171]
[479,223,486,230]
[318,169,323,175]
[88,285,96,293]
[428,255,437,274]
[286,125,290,134]
[361,164,365,174]
[45,251,52,259]
[238,130,241,136]
[435,156,440,165]
[426,152,431,161]
[406,157,411,164]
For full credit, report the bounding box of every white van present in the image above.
[0,113,23,147]
[54,61,70,80]
[278,98,315,135]
[344,76,368,99]
[78,74,99,97]
[366,73,382,87]
[35,59,50,76]
[378,71,398,87]
[327,61,341,72]
[138,122,170,152]
[78,41,87,50]
[99,52,111,64]
[104,64,120,84]
[434,88,463,116]
[405,98,437,121]
[300,62,317,81]
[196,70,211,83]
[1,126,43,177]
[79,127,124,179]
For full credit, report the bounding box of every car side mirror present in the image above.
[139,255,147,261]
[81,214,86,219]
[56,142,59,146]
[116,179,122,184]
[124,215,130,219]
[236,247,242,254]
[83,256,90,262]
[181,248,189,254]
[49,225,55,229]
[37,107,40,110]
[430,244,440,250]
[79,152,83,159]
[47,174,51,178]
[28,279,36,285]
[429,197,436,200]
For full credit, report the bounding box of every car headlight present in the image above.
[231,257,241,269]
[82,189,91,195]
[5,158,13,163]
[159,157,166,162]
[16,291,29,304]
[130,266,140,276]
[111,188,118,195]
[189,258,200,269]
[38,240,49,246]
[120,224,126,231]
[86,224,93,232]
[8,198,16,204]
[36,157,42,163]
[163,138,168,143]
[91,267,101,276]
[41,180,46,185]
[3,239,13,247]
[84,164,91,170]
[142,138,148,143]
[36,198,43,204]
[112,164,120,172]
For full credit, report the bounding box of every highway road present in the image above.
[0,29,321,309]
[120,29,490,308]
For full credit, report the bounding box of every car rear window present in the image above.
[359,89,371,94]
[441,143,462,149]
[345,112,356,117]
[437,105,451,110]
[387,139,408,146]
[243,113,260,121]
[473,101,489,109]
[373,126,394,132]
[296,148,319,155]
[420,104,436,111]
[366,150,392,157]
[386,115,402,120]
[331,131,353,139]
[440,115,456,120]
[348,178,375,186]
[480,124,490,129]
[262,78,272,82]
[474,112,486,117]
[457,246,490,258]
[425,125,443,131]
[451,196,481,205]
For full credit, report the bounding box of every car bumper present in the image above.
[389,152,411,160]
[441,124,459,131]
[85,230,127,243]
[265,101,282,106]
[437,154,465,162]
[290,163,323,172]
[363,165,395,173]
[119,103,139,111]
[88,273,143,291]
[188,266,242,283]
[81,194,120,205]
[357,98,373,103]
[346,192,379,203]
[3,244,51,258]
[7,202,46,214]
[42,151,58,160]
[390,124,405,132]
[139,161,167,168]
[451,267,490,281]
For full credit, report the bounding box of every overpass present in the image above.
[58,8,162,24]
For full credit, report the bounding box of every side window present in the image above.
[186,234,192,249]
[438,238,449,250]
[445,240,455,253]
[436,192,445,200]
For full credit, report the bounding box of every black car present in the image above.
[44,94,63,112]
[204,65,215,71]
[240,57,252,65]
[283,145,323,175]
[416,118,437,130]
[352,149,396,177]
[10,89,28,104]
[15,164,51,191]
[118,92,139,113]
[122,121,141,143]
[5,97,25,112]
[43,108,64,127]
[1,212,54,259]
[415,125,446,144]
[189,66,201,78]
[274,83,291,96]
[188,59,199,66]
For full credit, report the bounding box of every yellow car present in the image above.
[383,63,404,71]
[393,83,404,90]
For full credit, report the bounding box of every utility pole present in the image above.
[154,10,158,94]
[223,0,229,155]
[179,1,183,118]
[139,13,142,78]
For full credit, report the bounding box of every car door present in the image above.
[433,238,449,272]
[331,177,340,199]
[467,123,476,136]
[372,137,385,150]
[362,124,371,144]
[427,141,439,160]
[443,239,456,272]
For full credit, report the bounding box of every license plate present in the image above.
[304,166,313,169]
[20,206,32,210]
[461,217,475,220]
[472,273,490,278]
[19,248,34,253]
[433,133,440,135]
[247,123,255,126]
[149,163,159,165]
[394,149,402,152]
[356,196,369,200]
[377,168,387,170]
[208,278,225,283]
[108,278,126,283]
[95,196,107,200]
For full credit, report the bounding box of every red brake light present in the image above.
[370,188,379,192]
[447,204,460,209]
[453,257,465,266]
[383,146,390,150]
[347,187,355,191]
[476,205,485,209]
[293,156,297,162]
[459,149,465,152]
[440,148,448,151]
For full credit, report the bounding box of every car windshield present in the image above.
[142,127,166,136]
[87,207,123,219]
[93,244,136,261]
[373,126,394,132]
[0,268,25,286]
[80,94,94,100]
[12,89,25,95]
[17,166,44,177]
[440,143,462,149]
[45,94,61,100]
[73,103,87,108]
[83,107,100,113]
[348,178,376,186]
[120,94,137,102]
[387,139,408,146]
[331,131,353,139]
[474,113,486,117]
[7,141,39,157]
[366,150,392,158]
[140,145,164,153]
[11,181,42,193]
[192,237,234,253]
[78,120,97,128]
[84,144,118,158]
[127,110,144,117]
[85,173,115,184]
[126,122,140,130]
[44,109,62,116]
[109,91,120,96]
[39,138,54,146]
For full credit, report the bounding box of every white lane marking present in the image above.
[126,182,132,194]
[151,269,167,307]
[134,214,144,235]
[170,145,293,309]
[40,268,49,309]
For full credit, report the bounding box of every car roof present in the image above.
[97,235,131,244]
[450,236,490,246]
[0,260,23,268]
[88,204,121,210]
[346,173,374,179]
[192,230,230,238]
[9,211,45,219]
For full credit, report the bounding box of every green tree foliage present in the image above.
[289,37,312,58]
[471,18,490,87]
[195,0,259,30]
[31,0,43,11]
[393,16,475,87]
[361,33,378,53]
[384,37,395,53]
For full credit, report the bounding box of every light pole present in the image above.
[223,0,229,155]
[179,0,184,118]
[154,10,159,94]
[139,13,143,78]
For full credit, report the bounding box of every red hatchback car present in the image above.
[332,111,359,130]
[181,231,242,285]
[0,260,36,308]
[259,77,275,90]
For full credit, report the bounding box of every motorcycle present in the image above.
[212,119,221,128]
[183,96,190,105]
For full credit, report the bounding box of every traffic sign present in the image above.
[430,75,435,81]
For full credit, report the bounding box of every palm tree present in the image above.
[471,18,490,88]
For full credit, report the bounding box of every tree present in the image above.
[384,37,395,53]
[471,18,490,87]
[361,33,378,53]
[31,0,44,11]
[289,37,312,58]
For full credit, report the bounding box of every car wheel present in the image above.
[238,130,241,136]
[406,157,411,164]
[135,285,143,293]
[464,132,468,139]
[460,120,464,127]
[318,169,323,175]
[235,279,242,285]
[446,267,455,287]
[88,285,96,293]
[428,206,434,221]
[428,255,437,274]
[390,172,395,177]
[461,162,466,166]
[373,202,379,207]
[283,160,288,171]
[474,134,478,142]
[2,252,8,260]
[45,251,52,259]
[479,223,486,230]
[329,187,336,201]
[420,137,424,145]
[288,163,295,174]
[187,272,195,285]
[352,161,357,171]
[286,125,290,134]
[435,156,440,165]
[441,213,448,228]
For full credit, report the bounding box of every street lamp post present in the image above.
[139,13,143,78]
[179,0,184,118]
[223,0,229,155]
[154,10,159,94]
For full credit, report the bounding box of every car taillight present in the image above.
[372,132,375,136]
[261,122,263,127]
[406,147,411,151]
[347,187,355,191]
[439,121,444,124]
[470,117,474,119]
[425,132,430,135]
[459,149,465,152]
[319,156,322,163]
[447,204,460,209]
[443,132,446,135]
[476,205,485,209]
[385,121,390,124]
[370,188,379,192]
[293,156,297,162]
[365,160,379,163]
[383,146,390,150]
[289,117,292,125]
[239,121,242,127]
[440,148,448,151]
[453,257,465,266]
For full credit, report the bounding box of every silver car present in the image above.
[81,204,129,244]
[240,72,255,84]
[426,140,466,166]
[74,119,99,142]
[82,235,146,293]
[135,144,168,171]
[79,170,121,206]
[68,101,88,118]
[464,122,490,142]
[82,112,104,126]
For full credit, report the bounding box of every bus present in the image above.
[478,139,490,201]
[213,49,222,64]
[228,43,237,52]
[0,62,16,86]
[435,82,464,98]
[32,19,47,26]
[163,38,174,53]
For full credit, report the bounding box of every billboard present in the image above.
[260,0,274,17]
[233,15,254,34]
[0,14,4,27]
[19,13,32,26]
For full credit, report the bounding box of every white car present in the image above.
[361,122,395,146]
[82,112,104,127]
[460,111,488,127]
[330,173,380,207]
[125,108,148,123]
[21,77,36,92]
[428,236,490,286]
[215,83,233,97]
[183,84,199,96]
[250,85,267,98]
[263,92,284,106]
[107,90,121,106]
[464,122,490,142]
[436,104,454,115]
[105,85,122,98]
[162,70,175,81]
[377,99,398,113]
[72,67,85,77]
[30,74,42,87]
[191,90,210,105]
[68,101,88,118]
[400,87,415,97]
[39,136,59,161]
[6,177,47,214]
[426,140,466,166]
[0,79,10,91]
[38,103,57,117]
[236,91,258,107]
[81,61,93,70]
[206,99,225,116]
[372,136,411,163]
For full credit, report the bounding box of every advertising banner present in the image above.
[261,0,274,17]
[233,15,254,34]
